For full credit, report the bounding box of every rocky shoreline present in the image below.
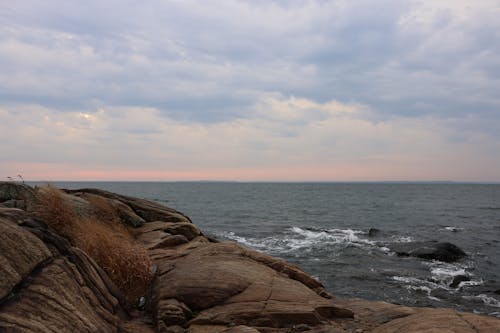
[1,182,500,332]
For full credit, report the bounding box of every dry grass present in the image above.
[34,185,79,239]
[73,217,153,301]
[34,185,153,303]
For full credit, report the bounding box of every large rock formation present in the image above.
[1,182,500,332]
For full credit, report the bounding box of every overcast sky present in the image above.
[1,0,499,181]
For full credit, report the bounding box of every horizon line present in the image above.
[18,179,500,185]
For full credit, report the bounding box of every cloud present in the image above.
[0,1,499,180]
[1,95,499,181]
[2,1,499,121]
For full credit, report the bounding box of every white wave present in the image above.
[430,266,466,278]
[391,235,414,243]
[443,226,464,232]
[424,261,483,289]
[462,294,500,308]
[392,276,442,302]
[489,311,500,318]
[392,276,440,289]
[217,226,385,255]
[290,226,374,246]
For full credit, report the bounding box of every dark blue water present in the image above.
[34,182,500,317]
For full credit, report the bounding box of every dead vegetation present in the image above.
[34,185,153,303]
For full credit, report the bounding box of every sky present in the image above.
[1,0,499,181]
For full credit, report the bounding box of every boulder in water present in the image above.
[450,275,470,288]
[392,241,466,263]
[368,228,381,237]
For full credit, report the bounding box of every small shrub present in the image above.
[73,217,153,301]
[34,185,79,239]
[34,186,153,302]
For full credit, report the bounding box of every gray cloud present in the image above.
[1,0,499,180]
[2,0,498,124]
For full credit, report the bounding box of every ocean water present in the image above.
[39,182,500,317]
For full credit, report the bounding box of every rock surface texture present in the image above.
[1,182,499,332]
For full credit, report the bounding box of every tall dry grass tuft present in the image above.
[73,218,153,301]
[34,185,79,239]
[34,186,153,303]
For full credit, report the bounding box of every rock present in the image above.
[158,324,185,333]
[0,208,130,332]
[157,299,192,327]
[153,235,190,249]
[494,289,500,295]
[162,222,201,241]
[220,326,261,333]
[0,214,52,300]
[0,182,36,210]
[371,307,500,333]
[450,275,471,288]
[110,198,146,227]
[392,241,466,263]
[368,228,381,237]
[136,224,189,250]
[66,188,192,223]
[154,242,352,330]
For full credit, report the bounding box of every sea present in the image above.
[33,182,500,317]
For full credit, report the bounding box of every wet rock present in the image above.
[368,228,381,237]
[450,275,471,288]
[392,241,466,263]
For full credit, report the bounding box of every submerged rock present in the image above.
[368,228,381,237]
[391,241,466,263]
[450,275,471,288]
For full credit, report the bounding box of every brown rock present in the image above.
[162,222,201,240]
[0,215,52,300]
[372,308,500,333]
[136,227,189,250]
[0,182,37,210]
[152,235,189,249]
[0,258,120,332]
[109,198,146,227]
[221,326,261,333]
[157,298,192,326]
[66,188,191,223]
[0,207,132,333]
[154,242,351,329]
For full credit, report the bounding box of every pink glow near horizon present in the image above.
[4,160,494,182]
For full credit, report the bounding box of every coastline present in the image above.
[1,182,500,333]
